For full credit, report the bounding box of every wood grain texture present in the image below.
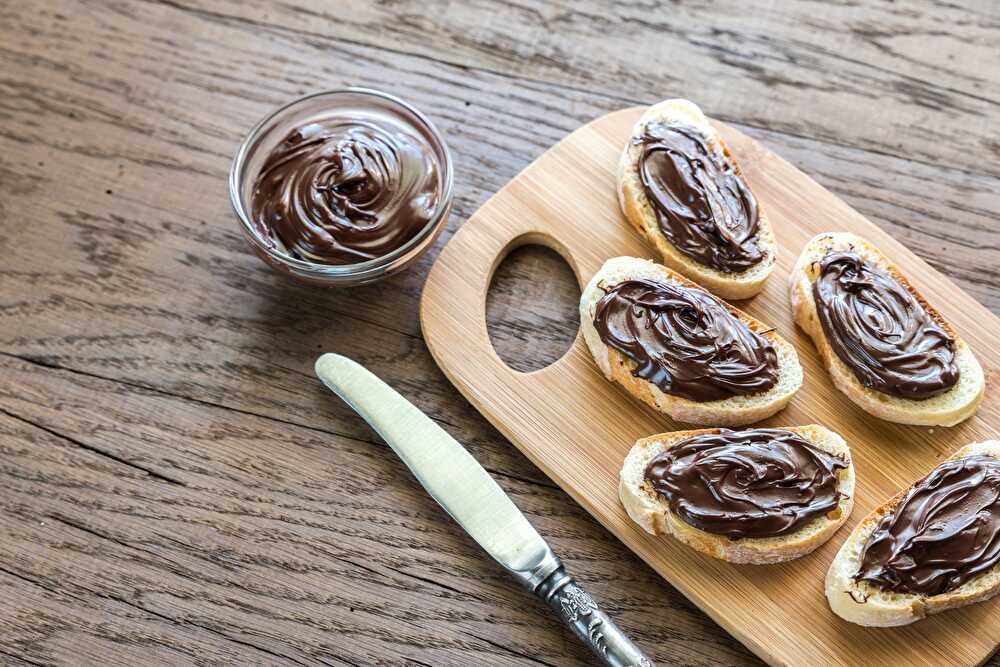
[174,0,1000,177]
[1,0,999,664]
[421,108,1000,666]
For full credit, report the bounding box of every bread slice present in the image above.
[620,424,854,564]
[580,256,802,426]
[790,232,984,426]
[617,99,776,300]
[827,441,1000,627]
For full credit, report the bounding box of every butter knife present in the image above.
[315,354,655,667]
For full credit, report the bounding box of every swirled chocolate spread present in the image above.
[644,429,847,538]
[856,455,1000,596]
[592,279,777,401]
[636,122,763,273]
[250,114,442,265]
[812,251,959,400]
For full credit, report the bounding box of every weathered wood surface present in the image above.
[1,1,998,665]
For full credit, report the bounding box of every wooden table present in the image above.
[3,2,999,665]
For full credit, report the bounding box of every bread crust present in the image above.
[617,99,776,300]
[826,441,1000,627]
[790,232,984,426]
[580,256,802,426]
[620,424,854,564]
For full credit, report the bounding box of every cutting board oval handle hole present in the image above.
[484,231,584,377]
[487,238,582,374]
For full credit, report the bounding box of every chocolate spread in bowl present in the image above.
[644,428,847,538]
[250,114,442,266]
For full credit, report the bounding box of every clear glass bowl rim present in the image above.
[228,87,455,278]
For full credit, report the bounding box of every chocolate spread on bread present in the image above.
[635,122,763,273]
[856,455,1000,596]
[812,251,959,400]
[592,279,777,401]
[644,429,847,538]
[251,116,442,265]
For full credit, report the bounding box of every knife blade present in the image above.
[315,353,655,667]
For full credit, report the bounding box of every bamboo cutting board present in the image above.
[419,107,1000,666]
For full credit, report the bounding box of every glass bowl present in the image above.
[229,88,454,286]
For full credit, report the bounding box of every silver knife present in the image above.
[315,353,655,667]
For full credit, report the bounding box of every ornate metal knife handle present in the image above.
[514,550,656,667]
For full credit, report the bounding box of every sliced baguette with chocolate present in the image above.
[618,98,776,300]
[580,256,802,426]
[827,441,1000,627]
[621,425,854,564]
[790,232,984,426]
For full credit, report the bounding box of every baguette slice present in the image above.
[827,441,1000,627]
[620,424,854,564]
[580,256,802,426]
[790,232,984,426]
[618,98,776,300]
